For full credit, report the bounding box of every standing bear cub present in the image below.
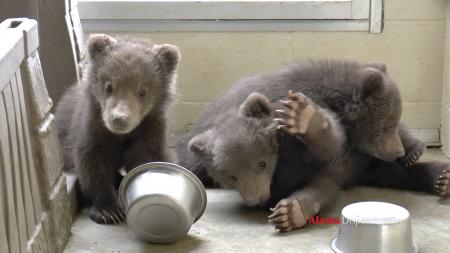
[177,60,449,232]
[56,34,180,224]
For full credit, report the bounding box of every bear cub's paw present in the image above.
[398,142,425,168]
[268,198,317,232]
[275,90,329,138]
[89,204,126,225]
[435,167,450,197]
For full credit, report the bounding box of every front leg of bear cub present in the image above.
[268,198,309,232]
[397,123,425,168]
[275,90,345,161]
[75,147,125,224]
[268,169,341,232]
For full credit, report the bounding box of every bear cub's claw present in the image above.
[89,205,126,225]
[275,90,328,137]
[268,198,307,232]
[397,142,425,168]
[435,168,450,197]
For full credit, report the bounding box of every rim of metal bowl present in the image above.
[119,162,207,222]
[330,238,343,253]
[330,237,420,253]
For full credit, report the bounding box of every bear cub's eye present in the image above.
[258,160,267,171]
[138,88,147,98]
[105,82,113,96]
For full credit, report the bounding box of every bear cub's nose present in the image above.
[112,115,129,130]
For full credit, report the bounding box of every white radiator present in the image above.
[0,18,72,253]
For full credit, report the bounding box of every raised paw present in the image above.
[274,90,328,137]
[89,205,126,225]
[435,168,450,197]
[268,198,307,232]
[397,142,424,168]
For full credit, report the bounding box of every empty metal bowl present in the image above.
[119,162,207,243]
[331,201,419,253]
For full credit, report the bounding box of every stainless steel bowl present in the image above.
[119,162,207,243]
[331,201,419,253]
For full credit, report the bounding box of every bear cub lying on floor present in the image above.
[56,34,180,224]
[177,60,450,232]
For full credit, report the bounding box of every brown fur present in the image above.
[176,59,447,232]
[56,34,180,224]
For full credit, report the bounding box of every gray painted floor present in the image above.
[64,150,450,253]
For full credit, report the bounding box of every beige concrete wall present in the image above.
[105,0,447,133]
[441,3,450,156]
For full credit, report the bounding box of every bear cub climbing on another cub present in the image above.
[178,60,450,232]
[56,34,180,224]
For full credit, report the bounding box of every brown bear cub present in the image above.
[177,60,450,232]
[56,34,180,224]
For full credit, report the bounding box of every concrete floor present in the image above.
[64,150,450,253]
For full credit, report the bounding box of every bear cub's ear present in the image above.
[188,130,215,158]
[239,92,273,118]
[153,44,181,73]
[367,61,387,73]
[361,67,385,99]
[87,34,116,60]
